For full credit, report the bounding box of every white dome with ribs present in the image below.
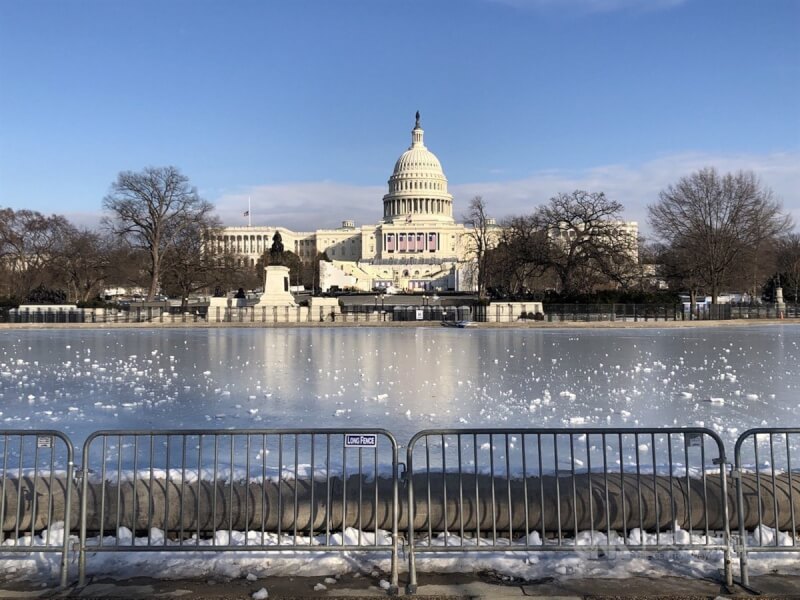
[382,113,454,224]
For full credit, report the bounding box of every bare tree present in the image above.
[534,191,634,296]
[160,221,228,309]
[0,208,71,299]
[462,196,495,297]
[55,228,116,302]
[104,244,150,293]
[102,166,215,301]
[652,242,706,311]
[487,214,550,296]
[648,168,792,303]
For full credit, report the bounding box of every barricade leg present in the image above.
[407,476,418,594]
[736,469,750,588]
[61,460,74,588]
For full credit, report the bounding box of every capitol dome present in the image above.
[392,141,443,174]
[382,113,454,224]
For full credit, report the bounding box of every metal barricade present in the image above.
[78,429,399,592]
[0,430,74,588]
[734,428,800,588]
[405,428,732,592]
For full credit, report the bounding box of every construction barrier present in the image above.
[734,427,800,589]
[405,428,733,592]
[0,430,74,588]
[3,426,800,593]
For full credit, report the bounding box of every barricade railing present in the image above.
[405,428,732,593]
[0,430,74,588]
[734,428,800,588]
[78,429,399,592]
[541,304,681,323]
[729,304,800,320]
[10,425,800,590]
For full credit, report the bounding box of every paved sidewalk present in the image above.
[2,572,799,599]
[0,318,793,330]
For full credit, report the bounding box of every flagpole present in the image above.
[248,197,252,228]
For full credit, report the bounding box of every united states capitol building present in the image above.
[214,114,638,292]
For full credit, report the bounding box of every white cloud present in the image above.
[214,181,385,232]
[62,209,105,230]
[213,151,800,236]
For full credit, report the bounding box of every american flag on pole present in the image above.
[243,210,250,217]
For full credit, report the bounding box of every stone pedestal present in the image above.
[207,296,231,322]
[253,266,296,307]
[485,301,545,322]
[308,297,340,322]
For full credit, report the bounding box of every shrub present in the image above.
[24,285,67,305]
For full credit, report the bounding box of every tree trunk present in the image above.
[148,249,160,301]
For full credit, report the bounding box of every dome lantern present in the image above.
[412,111,424,147]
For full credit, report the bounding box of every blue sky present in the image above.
[1,0,798,232]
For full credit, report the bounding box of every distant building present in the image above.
[214,114,472,292]
[213,114,639,292]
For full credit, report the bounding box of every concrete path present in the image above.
[0,318,794,330]
[2,572,799,599]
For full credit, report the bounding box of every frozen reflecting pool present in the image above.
[0,325,799,448]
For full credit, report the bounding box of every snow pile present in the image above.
[2,524,799,584]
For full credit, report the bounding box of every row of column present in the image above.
[390,180,444,192]
[384,197,451,218]
[214,235,274,255]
